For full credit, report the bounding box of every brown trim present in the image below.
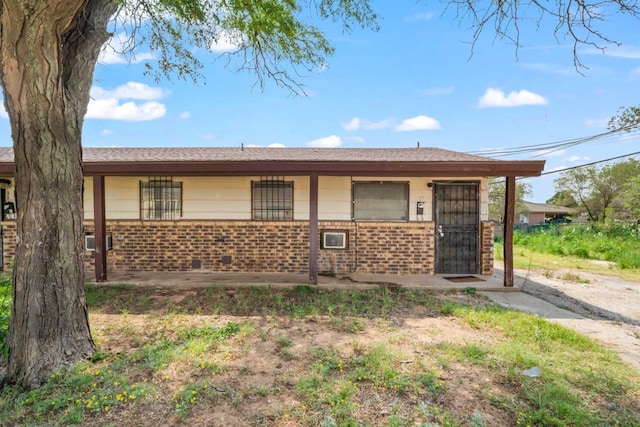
[93,175,107,282]
[503,176,516,287]
[74,160,545,177]
[309,173,318,285]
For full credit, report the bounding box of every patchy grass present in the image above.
[507,224,640,271]
[1,285,639,426]
[495,242,640,283]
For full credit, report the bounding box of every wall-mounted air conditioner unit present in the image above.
[321,230,348,250]
[85,235,113,251]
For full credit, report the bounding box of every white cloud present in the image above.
[86,99,166,121]
[101,129,113,136]
[91,82,164,101]
[307,135,342,148]
[478,88,548,108]
[569,155,590,162]
[210,31,242,53]
[0,105,7,118]
[394,115,441,132]
[342,117,394,131]
[87,82,166,121]
[99,32,154,65]
[179,111,191,120]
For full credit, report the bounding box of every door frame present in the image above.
[433,180,480,274]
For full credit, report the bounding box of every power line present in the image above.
[538,150,640,176]
[468,125,640,158]
[488,150,640,185]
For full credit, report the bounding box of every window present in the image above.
[252,178,293,220]
[140,177,182,220]
[321,230,348,249]
[353,181,409,221]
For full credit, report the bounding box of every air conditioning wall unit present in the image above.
[85,235,113,251]
[321,230,348,250]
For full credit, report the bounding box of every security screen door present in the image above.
[434,182,480,274]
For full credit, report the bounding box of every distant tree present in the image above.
[554,159,640,221]
[488,179,531,223]
[621,176,640,220]
[546,191,578,208]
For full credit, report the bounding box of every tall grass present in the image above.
[0,275,10,357]
[512,223,640,269]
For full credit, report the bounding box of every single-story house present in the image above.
[518,201,571,224]
[0,146,545,286]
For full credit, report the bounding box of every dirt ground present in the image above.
[87,291,520,426]
[509,263,640,371]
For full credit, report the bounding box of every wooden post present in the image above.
[93,175,107,282]
[309,173,319,285]
[503,175,515,287]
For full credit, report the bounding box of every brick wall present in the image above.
[1,221,15,271]
[80,220,436,275]
[2,219,493,276]
[480,221,494,275]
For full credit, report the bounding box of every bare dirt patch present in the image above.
[82,288,520,426]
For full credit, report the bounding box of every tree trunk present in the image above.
[0,0,117,387]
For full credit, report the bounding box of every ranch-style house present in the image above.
[0,146,545,286]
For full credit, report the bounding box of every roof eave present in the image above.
[82,160,545,177]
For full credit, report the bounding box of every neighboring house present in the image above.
[0,147,545,285]
[518,201,571,224]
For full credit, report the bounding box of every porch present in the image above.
[86,270,513,291]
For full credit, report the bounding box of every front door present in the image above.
[434,181,479,274]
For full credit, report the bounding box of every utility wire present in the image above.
[488,150,640,185]
[468,125,640,158]
[538,150,640,176]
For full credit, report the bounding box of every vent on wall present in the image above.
[85,235,113,251]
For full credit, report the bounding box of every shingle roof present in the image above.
[0,146,545,177]
[523,202,571,214]
[0,146,495,163]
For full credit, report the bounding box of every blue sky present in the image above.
[2,2,640,203]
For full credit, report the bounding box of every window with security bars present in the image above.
[252,178,293,220]
[140,178,182,220]
[353,181,409,221]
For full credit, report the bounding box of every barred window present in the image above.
[353,181,409,221]
[140,177,182,220]
[252,178,293,220]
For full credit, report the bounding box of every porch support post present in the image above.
[309,173,319,285]
[93,174,107,282]
[503,175,515,287]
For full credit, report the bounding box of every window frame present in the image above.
[140,177,183,220]
[251,178,294,221]
[321,230,349,250]
[352,181,410,221]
